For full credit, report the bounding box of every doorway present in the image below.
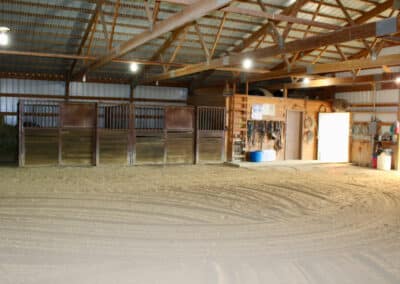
[318,112,350,163]
[285,110,303,160]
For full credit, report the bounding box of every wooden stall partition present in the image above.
[134,105,166,165]
[196,106,226,163]
[20,100,60,166]
[165,106,195,164]
[60,103,96,166]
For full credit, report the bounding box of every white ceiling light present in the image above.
[130,62,139,73]
[242,58,253,70]
[396,77,400,84]
[0,27,10,46]
[303,77,310,84]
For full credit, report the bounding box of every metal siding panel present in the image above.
[134,85,188,101]
[0,79,64,95]
[70,82,130,98]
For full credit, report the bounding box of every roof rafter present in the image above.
[74,0,233,79]
[142,16,400,83]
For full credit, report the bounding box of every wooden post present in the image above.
[65,75,70,102]
[221,107,226,162]
[163,106,168,165]
[130,83,134,103]
[396,88,400,170]
[58,103,63,165]
[18,101,25,167]
[195,106,199,164]
[245,80,249,95]
[94,103,99,166]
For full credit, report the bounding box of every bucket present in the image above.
[377,152,391,171]
[371,155,377,169]
[249,151,263,162]
[263,150,276,162]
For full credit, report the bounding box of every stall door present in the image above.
[318,113,350,163]
[285,111,302,160]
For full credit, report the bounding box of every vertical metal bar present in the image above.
[128,103,135,165]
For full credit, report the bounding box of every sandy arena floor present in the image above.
[0,163,399,283]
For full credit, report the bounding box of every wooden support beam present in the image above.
[99,10,109,47]
[0,50,186,67]
[232,0,308,52]
[74,0,232,79]
[69,0,105,76]
[335,0,371,52]
[224,6,338,31]
[194,22,210,61]
[143,16,400,83]
[271,0,394,71]
[143,0,154,30]
[209,12,227,60]
[153,0,161,25]
[281,0,309,40]
[108,0,120,50]
[250,54,400,82]
[284,71,400,89]
[167,27,189,71]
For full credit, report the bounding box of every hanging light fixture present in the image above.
[130,62,139,73]
[396,77,400,84]
[0,27,10,46]
[82,74,86,83]
[242,58,253,70]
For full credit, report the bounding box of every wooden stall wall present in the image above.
[337,89,400,170]
[134,105,165,165]
[60,103,96,166]
[20,101,60,166]
[165,106,195,164]
[226,95,332,161]
[19,102,221,167]
[0,115,18,164]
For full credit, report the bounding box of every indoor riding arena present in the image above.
[0,1,400,283]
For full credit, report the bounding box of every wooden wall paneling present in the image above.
[166,131,194,164]
[99,130,129,165]
[135,131,165,164]
[25,129,59,166]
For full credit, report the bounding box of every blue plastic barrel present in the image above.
[249,151,263,162]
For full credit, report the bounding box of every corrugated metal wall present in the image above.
[335,89,400,122]
[134,85,187,102]
[0,79,65,95]
[0,79,189,126]
[70,82,130,98]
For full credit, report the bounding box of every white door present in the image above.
[318,113,350,163]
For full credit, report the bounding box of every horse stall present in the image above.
[195,106,226,163]
[18,101,224,166]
